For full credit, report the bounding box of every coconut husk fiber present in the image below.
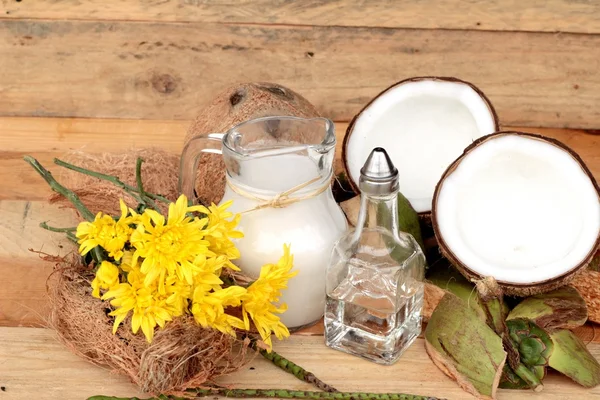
[50,148,180,216]
[571,269,600,324]
[45,147,254,394]
[47,256,251,394]
[184,82,320,206]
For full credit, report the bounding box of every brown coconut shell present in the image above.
[184,82,320,205]
[432,131,600,297]
[341,76,499,221]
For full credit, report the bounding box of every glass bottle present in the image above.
[324,147,426,365]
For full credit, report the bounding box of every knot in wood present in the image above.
[151,73,177,94]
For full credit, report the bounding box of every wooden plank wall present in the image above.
[1,1,600,327]
[1,1,600,127]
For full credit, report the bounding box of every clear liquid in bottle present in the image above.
[325,244,424,365]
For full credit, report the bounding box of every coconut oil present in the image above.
[324,148,426,365]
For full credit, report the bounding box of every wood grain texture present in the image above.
[2,0,600,34]
[0,327,145,399]
[0,201,77,327]
[0,117,188,201]
[1,327,598,400]
[0,21,599,128]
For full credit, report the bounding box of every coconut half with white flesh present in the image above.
[343,77,499,217]
[433,131,600,296]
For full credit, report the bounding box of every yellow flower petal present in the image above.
[112,312,128,334]
[141,316,155,343]
[119,199,128,220]
[132,312,142,334]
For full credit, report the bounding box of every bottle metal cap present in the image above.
[359,147,399,195]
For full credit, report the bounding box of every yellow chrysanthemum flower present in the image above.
[241,244,297,349]
[191,285,246,335]
[119,250,137,273]
[196,201,244,271]
[210,312,247,336]
[81,193,299,345]
[129,195,210,291]
[192,254,227,292]
[90,261,120,298]
[164,274,192,317]
[76,199,135,261]
[103,268,174,343]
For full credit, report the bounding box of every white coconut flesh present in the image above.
[346,79,497,213]
[435,134,600,285]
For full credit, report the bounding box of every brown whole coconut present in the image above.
[432,131,600,296]
[184,82,320,206]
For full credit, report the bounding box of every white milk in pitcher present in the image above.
[222,153,347,329]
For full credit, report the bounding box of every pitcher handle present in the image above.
[178,133,225,204]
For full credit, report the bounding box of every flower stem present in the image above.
[135,157,145,197]
[88,388,441,400]
[66,232,78,244]
[250,341,337,393]
[53,158,170,205]
[55,157,145,204]
[39,222,77,232]
[92,246,105,264]
[24,156,95,221]
[39,224,78,244]
[135,158,158,210]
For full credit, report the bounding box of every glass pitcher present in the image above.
[179,116,348,330]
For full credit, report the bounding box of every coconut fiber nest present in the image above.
[45,149,252,395]
[48,256,249,394]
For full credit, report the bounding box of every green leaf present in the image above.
[507,286,588,330]
[549,329,600,388]
[425,293,506,399]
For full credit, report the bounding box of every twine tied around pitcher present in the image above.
[226,175,330,213]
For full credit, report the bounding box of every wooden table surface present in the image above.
[1,117,600,400]
[1,327,599,400]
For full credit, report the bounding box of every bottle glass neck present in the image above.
[354,191,400,237]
